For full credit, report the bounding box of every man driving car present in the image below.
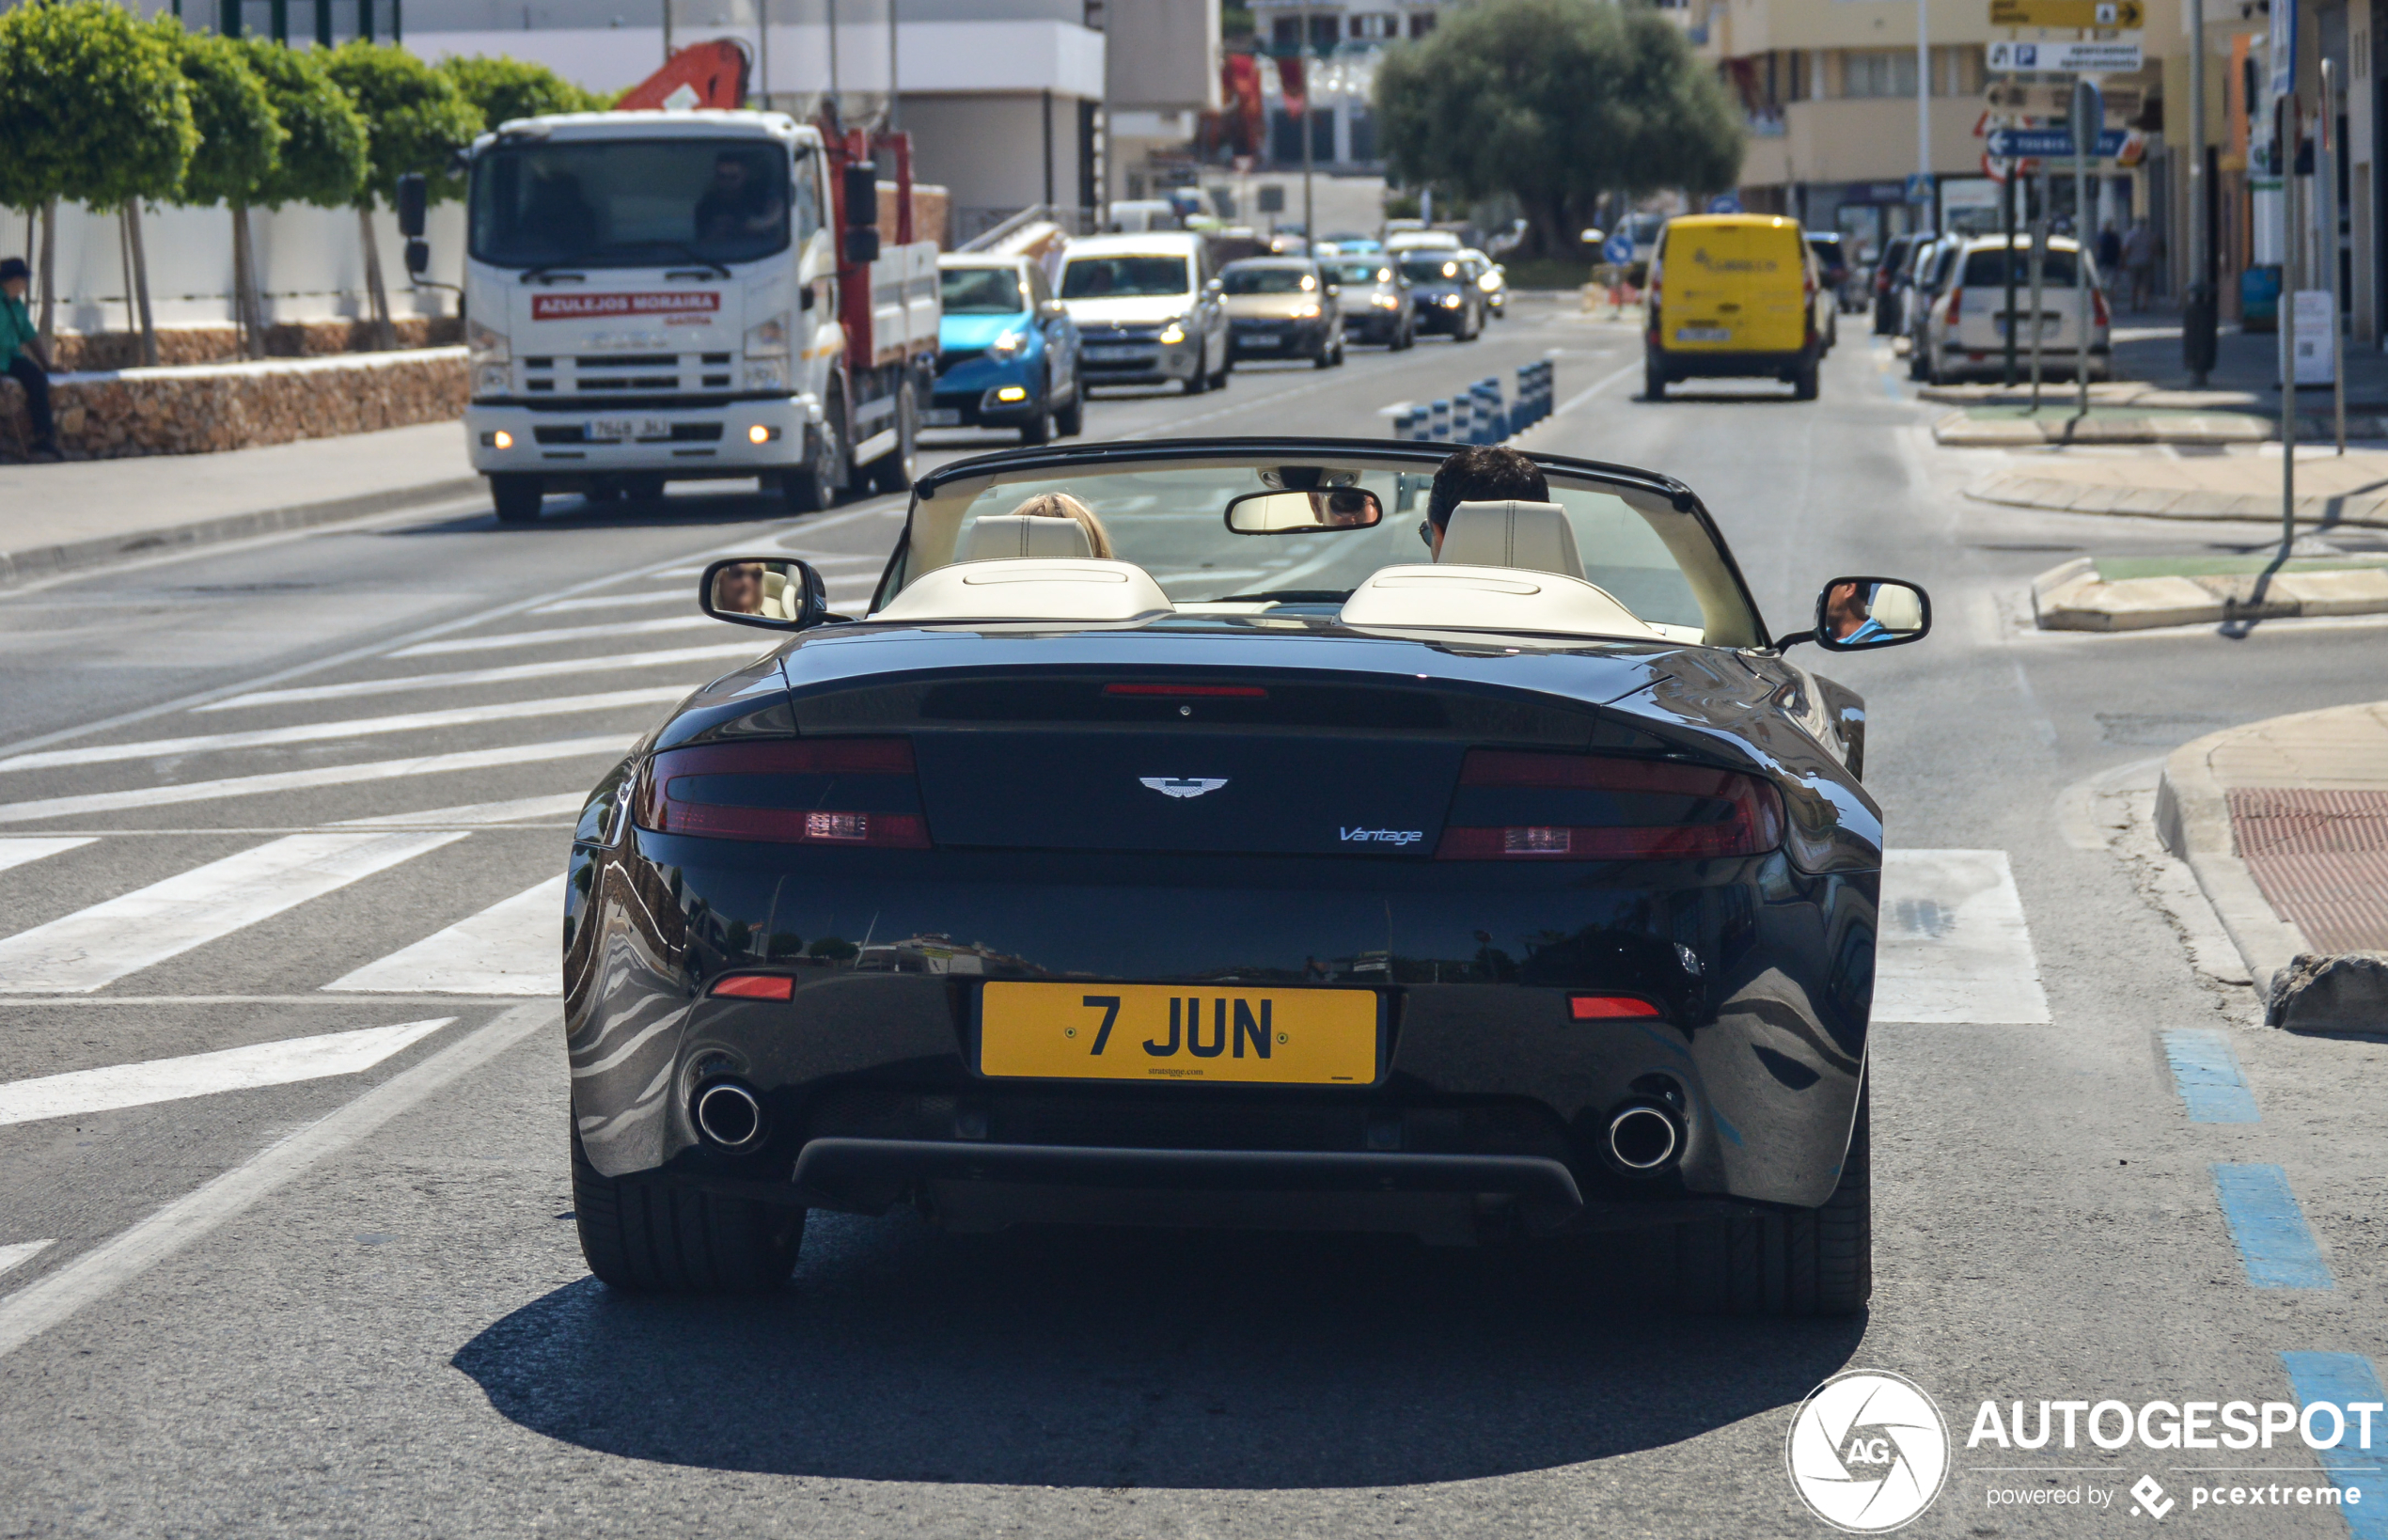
[1422,445,1548,557]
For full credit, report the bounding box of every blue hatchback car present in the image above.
[929,256,1085,445]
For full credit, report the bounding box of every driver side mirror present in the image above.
[700,557,831,631]
[1796,576,1931,652]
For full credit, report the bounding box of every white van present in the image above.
[1058,231,1233,394]
[1915,235,2110,385]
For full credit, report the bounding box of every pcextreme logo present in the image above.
[1786,1370,1953,1532]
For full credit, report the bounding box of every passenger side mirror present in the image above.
[404,239,431,281]
[842,164,879,226]
[700,557,831,631]
[396,173,427,238]
[1798,576,1931,652]
[1224,488,1384,534]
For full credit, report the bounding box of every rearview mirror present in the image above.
[700,557,830,631]
[396,172,427,238]
[1224,488,1384,535]
[1809,576,1930,652]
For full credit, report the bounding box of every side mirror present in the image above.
[842,163,879,226]
[843,226,881,265]
[701,557,831,631]
[404,238,431,280]
[396,173,428,238]
[1325,283,1342,297]
[1225,487,1383,534]
[1793,577,1931,652]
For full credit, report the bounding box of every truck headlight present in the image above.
[466,319,510,366]
[1157,321,1187,346]
[991,328,1027,355]
[744,358,788,390]
[475,364,510,396]
[744,318,789,359]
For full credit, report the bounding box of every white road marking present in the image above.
[0,689,683,775]
[0,1018,457,1126]
[1872,849,2052,1025]
[335,794,586,827]
[0,837,96,873]
[0,735,632,825]
[324,875,565,995]
[391,614,717,657]
[0,833,467,993]
[529,589,699,614]
[196,642,764,711]
[0,1240,56,1280]
[0,1001,558,1362]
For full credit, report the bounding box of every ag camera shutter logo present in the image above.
[1786,1370,1951,1532]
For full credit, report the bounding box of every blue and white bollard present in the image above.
[1391,407,1416,441]
[1430,398,1452,441]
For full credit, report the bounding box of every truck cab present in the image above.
[445,110,935,522]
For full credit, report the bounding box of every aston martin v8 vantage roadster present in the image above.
[561,438,1929,1315]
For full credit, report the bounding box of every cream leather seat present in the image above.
[1868,582,1924,632]
[958,513,1097,562]
[1436,499,1583,579]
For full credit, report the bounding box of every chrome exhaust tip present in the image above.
[693,1080,764,1149]
[1605,1104,1681,1174]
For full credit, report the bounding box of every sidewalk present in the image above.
[2157,701,2388,1032]
[1972,445,2388,527]
[0,421,478,587]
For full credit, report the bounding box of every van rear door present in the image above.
[1662,221,1807,354]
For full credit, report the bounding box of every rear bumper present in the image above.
[1651,348,1811,381]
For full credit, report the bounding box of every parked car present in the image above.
[1220,257,1345,368]
[1871,233,1919,336]
[1903,237,1962,379]
[1462,247,1509,318]
[1808,231,1861,314]
[1328,257,1416,348]
[1058,231,1233,395]
[1401,250,1485,340]
[930,255,1084,445]
[1915,235,2111,385]
[1644,213,1823,400]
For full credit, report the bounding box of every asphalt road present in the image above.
[0,296,2381,1538]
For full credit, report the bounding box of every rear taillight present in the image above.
[1571,995,1659,1020]
[635,737,930,847]
[1436,750,1783,861]
[712,973,794,1000]
[2092,288,2110,328]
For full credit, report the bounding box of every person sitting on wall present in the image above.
[0,258,61,463]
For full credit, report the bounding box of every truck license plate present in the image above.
[587,417,671,442]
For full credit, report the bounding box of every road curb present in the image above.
[1978,473,2388,529]
[2030,556,2388,630]
[0,475,485,590]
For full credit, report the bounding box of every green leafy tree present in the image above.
[437,53,606,133]
[174,27,284,358]
[0,0,196,343]
[322,40,480,346]
[1375,0,1744,259]
[242,37,369,212]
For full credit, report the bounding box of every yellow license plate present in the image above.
[979,982,1378,1085]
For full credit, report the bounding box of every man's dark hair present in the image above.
[1427,445,1547,529]
[0,258,28,285]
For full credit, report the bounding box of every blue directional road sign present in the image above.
[1987,126,2129,159]
[1706,192,1743,214]
[1602,232,1635,264]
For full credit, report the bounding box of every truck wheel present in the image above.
[1055,374,1086,436]
[571,1122,803,1294]
[490,475,543,525]
[1656,1078,1870,1317]
[867,382,919,495]
[783,409,843,514]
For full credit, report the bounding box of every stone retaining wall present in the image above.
[50,318,464,372]
[1,348,466,460]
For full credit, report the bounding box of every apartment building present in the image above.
[1239,0,1454,171]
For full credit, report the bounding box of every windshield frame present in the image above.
[467,134,799,271]
[878,437,1770,648]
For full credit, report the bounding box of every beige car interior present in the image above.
[956,513,1097,562]
[1867,582,1925,631]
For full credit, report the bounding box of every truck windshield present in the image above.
[469,138,796,268]
[1060,256,1193,299]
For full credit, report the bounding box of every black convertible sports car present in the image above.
[561,438,1929,1315]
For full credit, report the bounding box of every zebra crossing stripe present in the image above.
[0,1018,457,1125]
[392,614,716,658]
[1871,849,2052,1025]
[322,875,565,996]
[196,642,765,712]
[0,688,683,775]
[0,833,466,993]
[0,735,631,825]
[335,794,585,827]
[0,838,95,874]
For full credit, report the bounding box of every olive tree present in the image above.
[174,27,284,359]
[322,41,480,348]
[1375,0,1745,259]
[438,54,606,132]
[0,0,196,346]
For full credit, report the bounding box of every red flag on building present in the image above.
[1276,54,1307,118]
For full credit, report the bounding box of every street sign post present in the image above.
[1987,0,2144,26]
[1986,39,2144,72]
[2072,79,2101,415]
[1986,126,2129,158]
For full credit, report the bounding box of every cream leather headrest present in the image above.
[1867,582,1924,631]
[1437,499,1582,579]
[959,513,1097,563]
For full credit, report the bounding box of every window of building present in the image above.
[1350,12,1398,39]
[1407,11,1437,38]
[1272,16,1301,49]
[1842,50,1919,99]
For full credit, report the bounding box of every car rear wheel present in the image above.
[1657,1079,1870,1317]
[571,1123,804,1294]
[489,474,543,525]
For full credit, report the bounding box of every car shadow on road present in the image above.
[393,489,844,535]
[451,1212,1863,1487]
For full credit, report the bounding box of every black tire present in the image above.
[1643,355,1667,400]
[1313,338,1334,369]
[1796,352,1823,400]
[490,474,543,525]
[1054,373,1085,436]
[1657,1079,1870,1317]
[1182,341,1208,395]
[1459,308,1481,341]
[782,394,844,514]
[867,381,919,495]
[571,1124,804,1295]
